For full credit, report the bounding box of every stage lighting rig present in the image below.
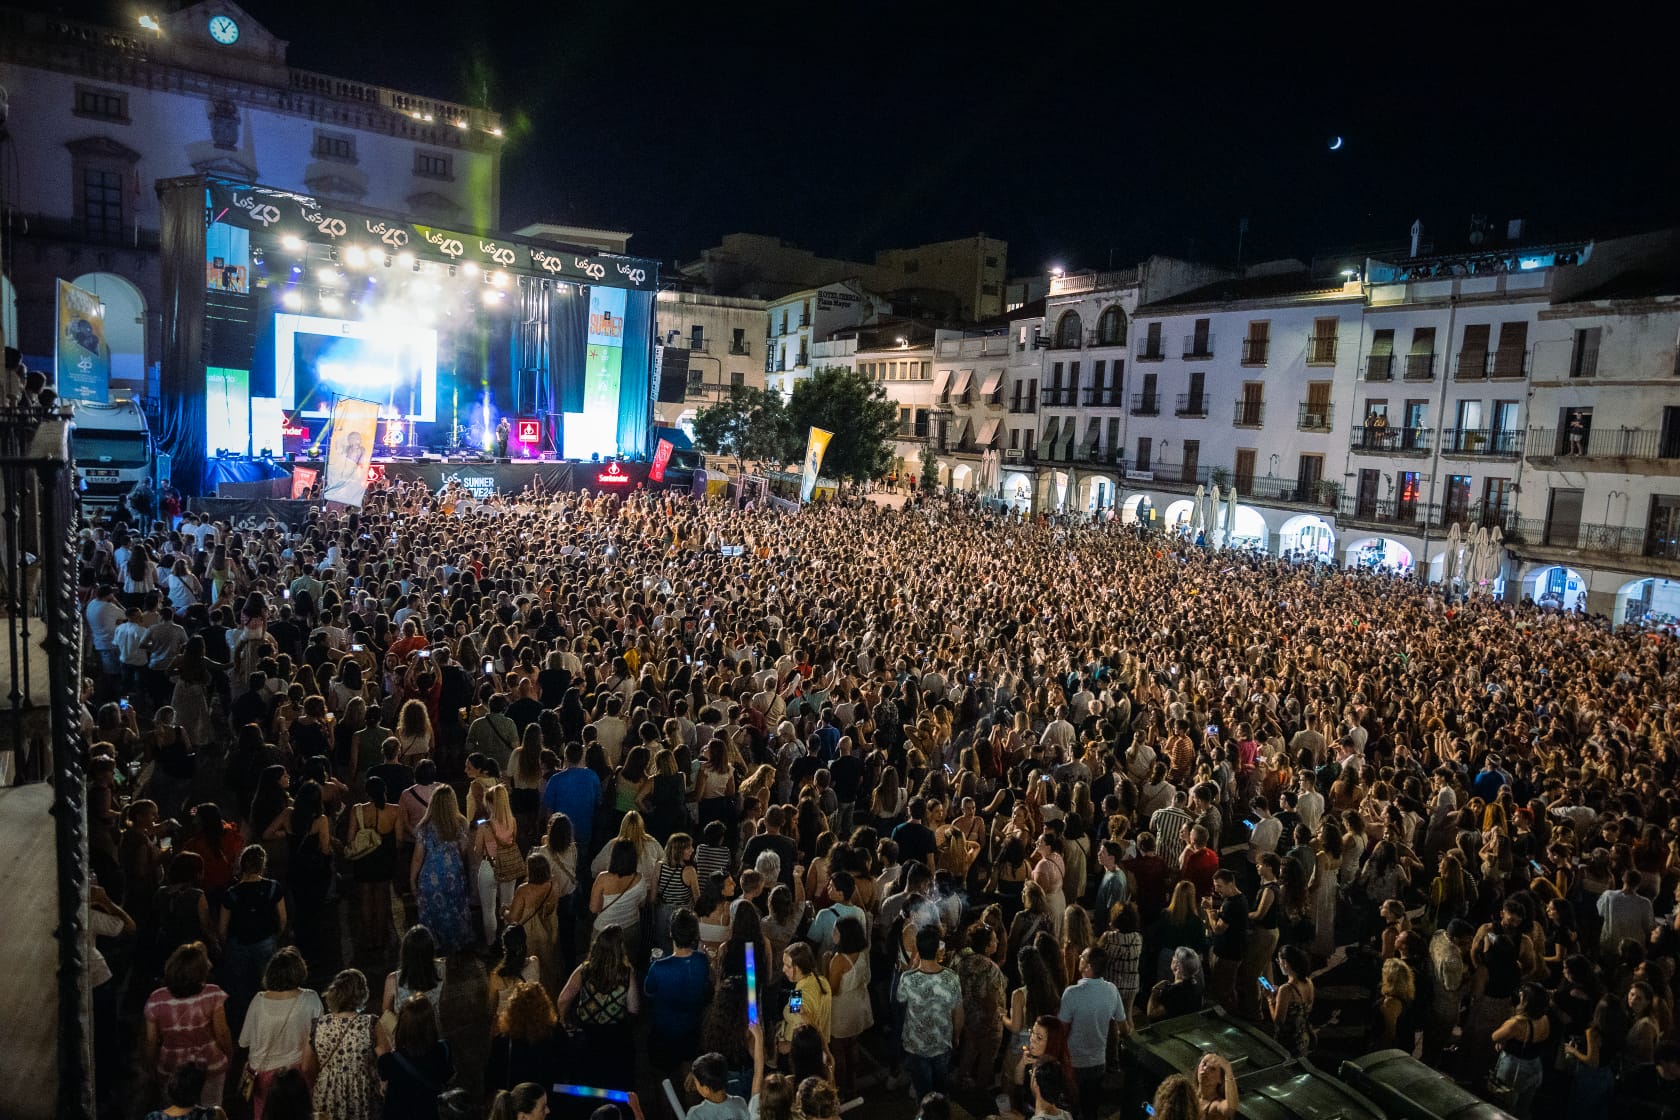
[281,235,304,253]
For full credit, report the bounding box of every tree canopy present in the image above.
[785,366,899,483]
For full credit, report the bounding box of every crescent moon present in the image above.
[1329,136,1344,151]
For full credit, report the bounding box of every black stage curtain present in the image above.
[550,282,587,420]
[157,177,209,494]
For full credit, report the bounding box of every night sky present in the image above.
[67,2,1680,272]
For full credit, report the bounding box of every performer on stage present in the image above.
[494,416,511,458]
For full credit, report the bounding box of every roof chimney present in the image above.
[1409,219,1423,258]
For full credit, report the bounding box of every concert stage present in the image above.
[193,455,680,524]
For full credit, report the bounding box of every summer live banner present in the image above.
[321,398,380,507]
[55,279,110,403]
[800,427,833,504]
[205,180,657,290]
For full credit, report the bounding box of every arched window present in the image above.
[1097,305,1128,346]
[1055,311,1083,349]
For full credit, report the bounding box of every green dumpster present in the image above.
[1121,1007,1293,1116]
[1232,1059,1388,1120]
[1338,1050,1515,1120]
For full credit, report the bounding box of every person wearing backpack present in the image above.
[347,776,406,959]
[218,845,288,1036]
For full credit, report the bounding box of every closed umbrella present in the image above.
[1066,466,1079,513]
[1442,520,1462,587]
[1207,484,1221,545]
[1226,484,1240,551]
[1466,526,1489,587]
[1190,484,1206,537]
[1486,524,1505,591]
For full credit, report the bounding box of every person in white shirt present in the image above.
[1295,772,1326,835]
[85,585,126,682]
[1247,797,1283,867]
[114,607,150,690]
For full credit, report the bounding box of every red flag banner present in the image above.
[649,438,675,483]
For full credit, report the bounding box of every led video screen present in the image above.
[273,313,438,422]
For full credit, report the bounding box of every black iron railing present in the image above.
[1,407,90,1119]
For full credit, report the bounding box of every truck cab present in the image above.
[70,393,154,508]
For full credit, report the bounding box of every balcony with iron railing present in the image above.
[1136,337,1166,361]
[1306,335,1338,365]
[1297,402,1334,431]
[1183,333,1215,359]
[729,340,751,356]
[1439,428,1524,457]
[1350,426,1433,454]
[1524,426,1680,464]
[1242,338,1270,365]
[685,338,710,353]
[1505,518,1678,562]
[1233,400,1265,428]
[1040,388,1079,407]
[1049,333,1083,350]
[1085,387,1125,407]
[1008,396,1039,414]
[1402,354,1438,381]
[1131,393,1161,416]
[1174,393,1208,418]
[1244,475,1331,506]
[1087,328,1128,348]
[1455,348,1524,380]
[1365,354,1394,381]
[1335,495,1511,532]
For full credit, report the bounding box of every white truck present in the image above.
[70,393,154,508]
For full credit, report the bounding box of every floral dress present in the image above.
[310,1012,379,1120]
[417,824,473,952]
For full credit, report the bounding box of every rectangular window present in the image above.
[75,86,128,121]
[730,371,745,388]
[1136,437,1152,472]
[314,131,356,162]
[981,282,999,295]
[82,168,125,240]
[1308,317,1338,364]
[1570,327,1601,378]
[1648,495,1680,560]
[1235,449,1256,492]
[1493,321,1528,377]
[1444,474,1472,522]
[690,324,704,349]
[1546,487,1585,548]
[414,151,452,179]
[985,255,999,268]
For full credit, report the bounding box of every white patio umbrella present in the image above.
[1190,484,1206,537]
[1487,524,1505,589]
[1442,520,1462,587]
[1207,484,1221,544]
[1466,526,1490,587]
[1226,484,1240,550]
[1065,466,1079,513]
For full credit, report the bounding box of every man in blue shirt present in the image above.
[1059,945,1130,1120]
[541,741,602,868]
[805,872,868,951]
[1472,754,1509,802]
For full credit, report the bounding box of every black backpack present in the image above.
[226,878,278,943]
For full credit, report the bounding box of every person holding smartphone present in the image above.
[1268,945,1316,1057]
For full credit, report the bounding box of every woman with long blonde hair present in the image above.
[396,699,432,765]
[411,786,473,951]
[474,785,522,943]
[590,809,663,885]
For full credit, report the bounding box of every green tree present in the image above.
[918,444,940,492]
[690,386,791,475]
[785,366,899,484]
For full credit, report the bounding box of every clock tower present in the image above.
[157,1,289,75]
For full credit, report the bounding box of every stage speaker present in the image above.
[657,346,691,404]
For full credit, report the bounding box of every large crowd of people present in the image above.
[73,476,1680,1120]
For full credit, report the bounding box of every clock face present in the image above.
[208,15,240,44]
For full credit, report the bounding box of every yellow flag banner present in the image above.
[800,426,833,504]
[321,398,380,507]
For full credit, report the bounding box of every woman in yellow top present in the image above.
[778,942,832,1049]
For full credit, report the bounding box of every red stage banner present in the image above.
[649,438,674,482]
[516,418,542,445]
[596,461,632,485]
[291,465,319,499]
